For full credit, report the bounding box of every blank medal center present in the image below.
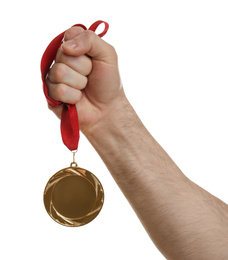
[52,175,96,218]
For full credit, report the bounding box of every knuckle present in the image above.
[83,30,94,41]
[52,63,67,82]
[54,84,67,100]
[64,26,85,41]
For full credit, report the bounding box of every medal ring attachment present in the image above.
[43,164,104,227]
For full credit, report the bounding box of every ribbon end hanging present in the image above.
[61,104,79,151]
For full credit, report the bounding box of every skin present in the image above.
[46,27,228,259]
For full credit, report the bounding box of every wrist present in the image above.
[82,92,153,177]
[83,91,132,144]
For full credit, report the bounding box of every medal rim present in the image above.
[43,166,104,227]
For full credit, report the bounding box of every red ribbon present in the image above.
[41,21,109,151]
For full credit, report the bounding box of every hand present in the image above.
[46,26,124,134]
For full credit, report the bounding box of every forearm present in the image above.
[84,95,184,201]
[84,95,228,259]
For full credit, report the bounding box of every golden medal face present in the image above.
[43,165,104,227]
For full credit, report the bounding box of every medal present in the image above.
[43,151,104,227]
[41,21,109,227]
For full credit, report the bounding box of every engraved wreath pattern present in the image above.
[44,167,104,227]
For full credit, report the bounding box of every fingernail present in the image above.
[63,40,77,49]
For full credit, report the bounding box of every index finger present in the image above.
[61,30,117,64]
[63,26,85,42]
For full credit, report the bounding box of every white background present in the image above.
[1,0,228,259]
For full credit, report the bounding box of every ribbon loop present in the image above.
[41,21,109,151]
[89,20,109,37]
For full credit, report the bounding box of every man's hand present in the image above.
[46,26,124,133]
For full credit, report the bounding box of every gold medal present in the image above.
[43,152,104,227]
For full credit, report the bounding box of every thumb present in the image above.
[61,30,117,64]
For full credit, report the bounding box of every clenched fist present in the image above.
[46,26,125,134]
